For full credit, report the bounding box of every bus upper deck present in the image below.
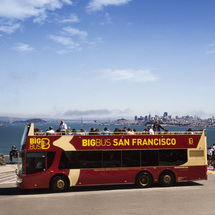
[17,123,207,191]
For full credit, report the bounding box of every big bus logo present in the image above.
[30,138,50,150]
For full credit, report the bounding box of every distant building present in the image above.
[139,116,144,120]
[163,112,168,118]
[135,116,143,121]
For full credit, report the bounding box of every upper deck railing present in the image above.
[33,130,204,136]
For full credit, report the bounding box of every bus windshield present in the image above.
[20,124,29,150]
[17,150,24,175]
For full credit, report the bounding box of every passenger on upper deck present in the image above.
[113,128,121,135]
[121,127,127,134]
[153,120,168,133]
[148,126,154,135]
[133,129,138,135]
[34,127,40,135]
[102,127,111,135]
[80,128,86,135]
[186,128,194,134]
[46,126,55,135]
[89,128,96,135]
[59,120,67,134]
[143,128,148,134]
[127,128,134,135]
[95,128,100,135]
[72,129,77,135]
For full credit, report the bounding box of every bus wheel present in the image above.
[135,172,153,188]
[159,171,175,187]
[51,175,69,192]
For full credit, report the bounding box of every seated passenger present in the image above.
[46,126,55,135]
[89,128,96,135]
[95,128,100,135]
[133,129,138,135]
[102,127,111,135]
[121,128,127,134]
[72,129,77,135]
[143,128,148,134]
[80,128,86,135]
[127,128,134,135]
[113,128,120,135]
[34,127,40,135]
[67,130,72,135]
[186,128,194,134]
[148,126,154,135]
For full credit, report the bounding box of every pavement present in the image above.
[207,166,215,174]
[0,164,17,174]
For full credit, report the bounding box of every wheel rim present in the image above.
[163,174,171,184]
[139,175,149,187]
[56,179,65,189]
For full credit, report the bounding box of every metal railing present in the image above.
[34,130,203,136]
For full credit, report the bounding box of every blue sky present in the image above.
[0,0,215,120]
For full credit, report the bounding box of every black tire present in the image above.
[135,172,153,188]
[159,171,175,187]
[51,175,69,192]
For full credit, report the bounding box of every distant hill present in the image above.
[26,118,47,123]
[14,118,47,123]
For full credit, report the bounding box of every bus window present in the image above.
[159,149,187,166]
[122,150,140,167]
[141,150,159,166]
[59,151,102,169]
[26,152,45,175]
[47,152,56,169]
[103,151,121,168]
[78,151,102,168]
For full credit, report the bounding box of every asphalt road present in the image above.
[0,170,215,215]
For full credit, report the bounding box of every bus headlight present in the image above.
[17,178,23,184]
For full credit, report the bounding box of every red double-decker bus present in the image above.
[17,123,207,191]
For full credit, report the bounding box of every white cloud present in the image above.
[102,69,158,82]
[0,23,21,34]
[0,0,72,20]
[48,35,81,53]
[59,14,80,23]
[0,0,73,34]
[12,43,34,52]
[48,27,90,53]
[48,35,75,45]
[33,13,48,23]
[86,0,132,12]
[62,27,88,39]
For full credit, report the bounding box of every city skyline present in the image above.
[0,111,214,122]
[1,0,215,119]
